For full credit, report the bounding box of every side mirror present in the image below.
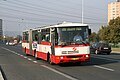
[88,29,91,35]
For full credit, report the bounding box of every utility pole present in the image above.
[82,0,84,24]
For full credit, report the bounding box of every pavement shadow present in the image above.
[59,56,119,67]
[84,57,117,66]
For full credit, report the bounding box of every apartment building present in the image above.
[108,0,120,23]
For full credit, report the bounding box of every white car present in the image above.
[6,42,9,45]
[6,42,15,46]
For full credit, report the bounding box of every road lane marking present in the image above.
[1,47,115,79]
[1,47,18,54]
[93,65,114,72]
[1,47,37,63]
[27,58,32,61]
[91,54,120,62]
[1,47,28,60]
[17,54,20,56]
[33,61,38,63]
[1,47,79,80]
[20,55,23,57]
[41,65,78,80]
[24,56,27,59]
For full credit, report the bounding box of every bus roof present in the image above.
[55,22,88,27]
[23,22,88,32]
[38,22,88,29]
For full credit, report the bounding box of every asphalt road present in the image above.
[0,43,120,80]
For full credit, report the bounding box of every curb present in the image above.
[112,51,120,54]
[0,71,4,80]
[0,66,4,80]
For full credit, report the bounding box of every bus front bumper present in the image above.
[54,54,90,64]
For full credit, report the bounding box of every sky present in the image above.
[0,0,116,36]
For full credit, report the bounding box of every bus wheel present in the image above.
[48,57,54,65]
[48,55,53,65]
[24,47,26,53]
[34,51,38,59]
[25,48,28,56]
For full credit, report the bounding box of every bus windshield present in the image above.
[57,26,89,45]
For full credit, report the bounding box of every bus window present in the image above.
[23,32,29,41]
[35,34,38,41]
[42,35,46,41]
[46,34,50,42]
[32,30,39,41]
[41,28,50,42]
[41,34,50,42]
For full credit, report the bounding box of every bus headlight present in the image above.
[86,55,89,58]
[60,57,64,59]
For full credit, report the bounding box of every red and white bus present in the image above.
[22,22,91,64]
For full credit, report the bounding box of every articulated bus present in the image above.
[22,22,91,64]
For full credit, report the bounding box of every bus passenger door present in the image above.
[51,28,55,55]
[29,29,33,55]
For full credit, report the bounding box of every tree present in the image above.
[0,36,3,40]
[109,26,120,44]
[108,17,120,44]
[98,17,120,45]
[98,26,110,42]
[109,17,120,26]
[90,32,98,42]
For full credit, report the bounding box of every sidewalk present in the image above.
[112,48,120,54]
[112,51,120,54]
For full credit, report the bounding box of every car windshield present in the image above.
[57,26,89,45]
[100,43,109,47]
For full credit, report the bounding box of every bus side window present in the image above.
[42,35,46,41]
[35,34,38,41]
[46,34,50,42]
[38,33,42,44]
[23,32,29,42]
[41,34,50,42]
[41,28,50,42]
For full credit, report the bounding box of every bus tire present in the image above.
[34,50,38,59]
[24,47,26,53]
[35,53,38,59]
[25,48,28,56]
[107,52,110,55]
[48,57,54,65]
[47,53,54,65]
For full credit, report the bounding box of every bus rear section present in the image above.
[22,31,30,55]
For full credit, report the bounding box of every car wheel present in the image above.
[107,52,110,55]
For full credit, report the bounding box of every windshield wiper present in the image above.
[73,40,87,45]
[58,41,72,47]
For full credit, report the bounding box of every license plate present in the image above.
[71,58,79,60]
[104,47,108,49]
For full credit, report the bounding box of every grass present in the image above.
[112,48,120,52]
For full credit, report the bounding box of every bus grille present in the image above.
[62,51,79,54]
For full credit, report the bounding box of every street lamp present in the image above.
[18,19,23,33]
[82,0,84,24]
[0,0,7,1]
